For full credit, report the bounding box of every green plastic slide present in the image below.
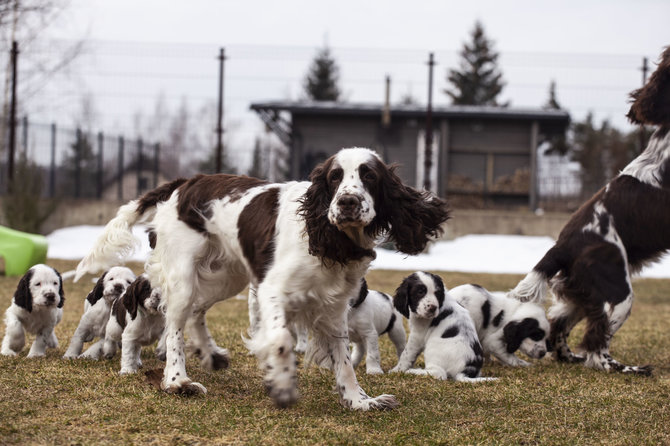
[0,225,48,277]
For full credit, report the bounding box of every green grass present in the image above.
[1,260,670,445]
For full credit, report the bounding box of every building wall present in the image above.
[291,113,538,208]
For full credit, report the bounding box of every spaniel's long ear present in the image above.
[503,321,524,354]
[86,272,107,305]
[123,278,141,320]
[627,47,670,126]
[374,164,450,255]
[123,277,150,320]
[55,269,65,309]
[298,156,335,258]
[393,278,411,319]
[14,269,34,313]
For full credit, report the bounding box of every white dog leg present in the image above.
[79,339,104,359]
[1,313,25,356]
[27,328,52,358]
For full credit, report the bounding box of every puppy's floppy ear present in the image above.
[123,277,150,320]
[86,272,107,305]
[393,278,411,319]
[627,47,670,126]
[430,272,446,306]
[503,321,523,354]
[14,269,34,312]
[55,269,65,308]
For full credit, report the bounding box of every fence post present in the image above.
[118,136,124,201]
[136,138,143,196]
[21,116,28,155]
[49,123,56,197]
[153,142,159,188]
[7,41,18,192]
[97,132,104,199]
[74,128,81,198]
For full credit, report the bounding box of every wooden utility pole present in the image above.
[424,52,435,191]
[215,47,226,173]
[7,41,18,192]
[638,56,649,153]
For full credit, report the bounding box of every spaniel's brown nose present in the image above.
[337,194,361,212]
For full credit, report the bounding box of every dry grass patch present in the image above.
[1,261,669,444]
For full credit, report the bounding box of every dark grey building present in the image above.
[250,101,570,209]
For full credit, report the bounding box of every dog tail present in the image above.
[508,245,565,304]
[74,178,187,282]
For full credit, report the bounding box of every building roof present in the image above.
[250,100,571,123]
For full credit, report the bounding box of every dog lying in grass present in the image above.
[391,272,496,382]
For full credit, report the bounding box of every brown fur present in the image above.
[176,174,268,233]
[237,188,280,281]
[111,297,126,329]
[86,272,107,306]
[627,46,670,128]
[122,276,152,320]
[137,178,188,216]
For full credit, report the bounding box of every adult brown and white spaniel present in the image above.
[508,47,670,375]
[74,147,449,410]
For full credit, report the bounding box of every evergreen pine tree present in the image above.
[445,21,507,106]
[303,45,341,101]
[544,80,561,110]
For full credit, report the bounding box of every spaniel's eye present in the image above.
[35,282,41,287]
[126,280,133,284]
[359,165,377,182]
[108,277,113,281]
[329,168,343,183]
[417,285,427,295]
[53,281,58,286]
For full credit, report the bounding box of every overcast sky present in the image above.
[61,0,668,55]
[27,0,669,169]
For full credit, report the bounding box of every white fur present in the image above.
[1,264,63,357]
[63,266,136,359]
[348,289,406,375]
[507,271,548,304]
[451,284,550,367]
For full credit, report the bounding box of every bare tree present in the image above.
[0,0,85,157]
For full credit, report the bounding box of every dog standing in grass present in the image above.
[508,47,670,375]
[63,266,136,359]
[102,274,165,374]
[1,264,65,357]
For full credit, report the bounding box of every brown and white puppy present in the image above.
[102,274,165,374]
[1,264,64,357]
[74,147,449,410]
[508,47,670,375]
[63,266,136,359]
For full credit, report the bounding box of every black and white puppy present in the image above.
[348,279,406,374]
[1,264,64,357]
[450,284,550,367]
[63,266,136,359]
[390,272,495,382]
[102,275,165,374]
